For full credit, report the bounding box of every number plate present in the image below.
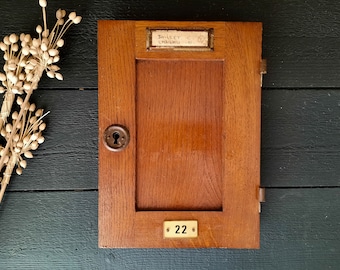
[163,220,198,239]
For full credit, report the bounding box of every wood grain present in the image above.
[98,20,136,248]
[136,60,223,211]
[99,21,262,248]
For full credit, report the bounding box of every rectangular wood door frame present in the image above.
[98,20,263,248]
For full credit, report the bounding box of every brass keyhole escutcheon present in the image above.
[103,125,130,152]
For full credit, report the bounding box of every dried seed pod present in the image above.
[26,72,33,81]
[43,51,49,61]
[3,36,10,45]
[57,19,64,26]
[31,133,38,141]
[0,42,7,51]
[48,49,58,57]
[9,75,18,85]
[16,141,23,149]
[41,43,48,51]
[23,136,30,145]
[49,65,60,71]
[61,9,66,17]
[56,9,63,19]
[53,55,60,63]
[13,134,19,142]
[73,16,82,24]
[25,64,34,70]
[29,116,37,124]
[42,29,49,38]
[0,73,6,81]
[47,71,55,78]
[5,123,12,133]
[47,57,53,65]
[57,39,64,48]
[29,48,38,56]
[19,159,27,169]
[9,34,18,44]
[22,46,30,55]
[36,25,43,34]
[29,103,36,112]
[69,12,77,20]
[35,109,43,117]
[24,83,32,91]
[24,34,31,42]
[12,111,18,119]
[7,63,16,71]
[18,73,25,80]
[39,0,47,8]
[12,44,19,52]
[32,38,41,48]
[39,122,46,131]
[24,151,33,159]
[17,96,23,105]
[30,141,39,150]
[19,160,27,169]
[37,136,45,144]
[16,167,23,175]
[55,73,63,81]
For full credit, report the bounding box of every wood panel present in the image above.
[98,21,262,248]
[98,20,137,248]
[136,60,223,211]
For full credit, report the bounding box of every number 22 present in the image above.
[175,225,187,234]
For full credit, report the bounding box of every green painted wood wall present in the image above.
[0,0,339,269]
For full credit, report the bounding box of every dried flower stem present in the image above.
[0,0,81,203]
[0,64,45,202]
[0,92,15,129]
[0,155,17,202]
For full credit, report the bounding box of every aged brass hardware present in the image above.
[103,125,130,152]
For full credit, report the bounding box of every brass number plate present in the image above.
[163,220,198,239]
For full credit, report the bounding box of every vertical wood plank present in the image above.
[223,22,262,247]
[98,20,136,247]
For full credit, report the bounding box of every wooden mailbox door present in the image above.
[98,21,263,248]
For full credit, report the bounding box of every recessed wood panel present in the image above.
[136,60,223,211]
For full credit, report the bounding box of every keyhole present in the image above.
[103,125,130,152]
[113,132,120,145]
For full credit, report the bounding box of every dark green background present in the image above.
[0,0,339,269]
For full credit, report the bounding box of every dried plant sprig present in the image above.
[0,100,49,201]
[0,0,81,202]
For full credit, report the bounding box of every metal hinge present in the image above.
[260,59,267,87]
[258,187,266,213]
